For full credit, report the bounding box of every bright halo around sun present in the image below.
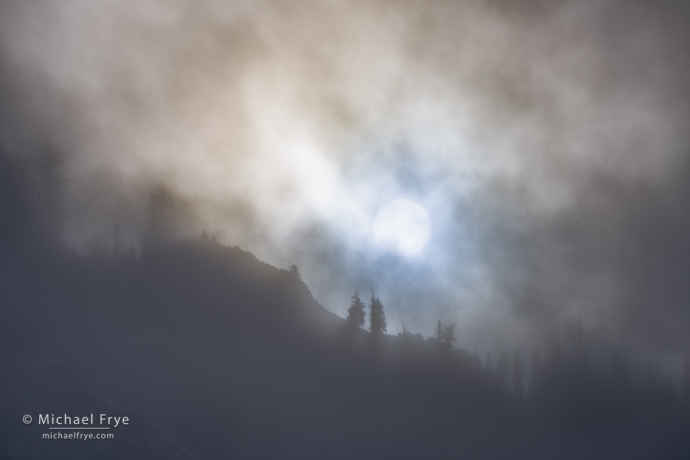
[373,199,431,256]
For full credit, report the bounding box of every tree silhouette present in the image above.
[288,264,301,280]
[440,322,457,350]
[369,292,387,335]
[346,289,366,329]
[142,185,177,250]
[512,350,524,396]
[434,320,444,342]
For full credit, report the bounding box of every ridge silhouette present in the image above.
[1,149,689,459]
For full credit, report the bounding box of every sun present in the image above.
[373,199,431,256]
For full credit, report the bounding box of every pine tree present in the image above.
[288,264,301,280]
[369,292,387,335]
[440,322,457,350]
[346,289,366,329]
[434,321,444,342]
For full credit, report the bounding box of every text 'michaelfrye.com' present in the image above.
[23,413,129,441]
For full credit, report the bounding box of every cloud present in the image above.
[1,0,690,365]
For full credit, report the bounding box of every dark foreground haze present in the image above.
[2,149,690,459]
[3,0,690,458]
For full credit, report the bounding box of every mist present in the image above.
[2,0,690,369]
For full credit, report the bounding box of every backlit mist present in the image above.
[2,0,690,370]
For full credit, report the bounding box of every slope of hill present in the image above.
[1,238,522,459]
[1,147,689,459]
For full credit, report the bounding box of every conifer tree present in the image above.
[369,292,387,335]
[434,321,444,341]
[288,264,301,280]
[433,321,457,351]
[346,289,366,329]
[440,322,457,350]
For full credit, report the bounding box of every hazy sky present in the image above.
[2,0,690,367]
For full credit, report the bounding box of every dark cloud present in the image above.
[1,0,690,367]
